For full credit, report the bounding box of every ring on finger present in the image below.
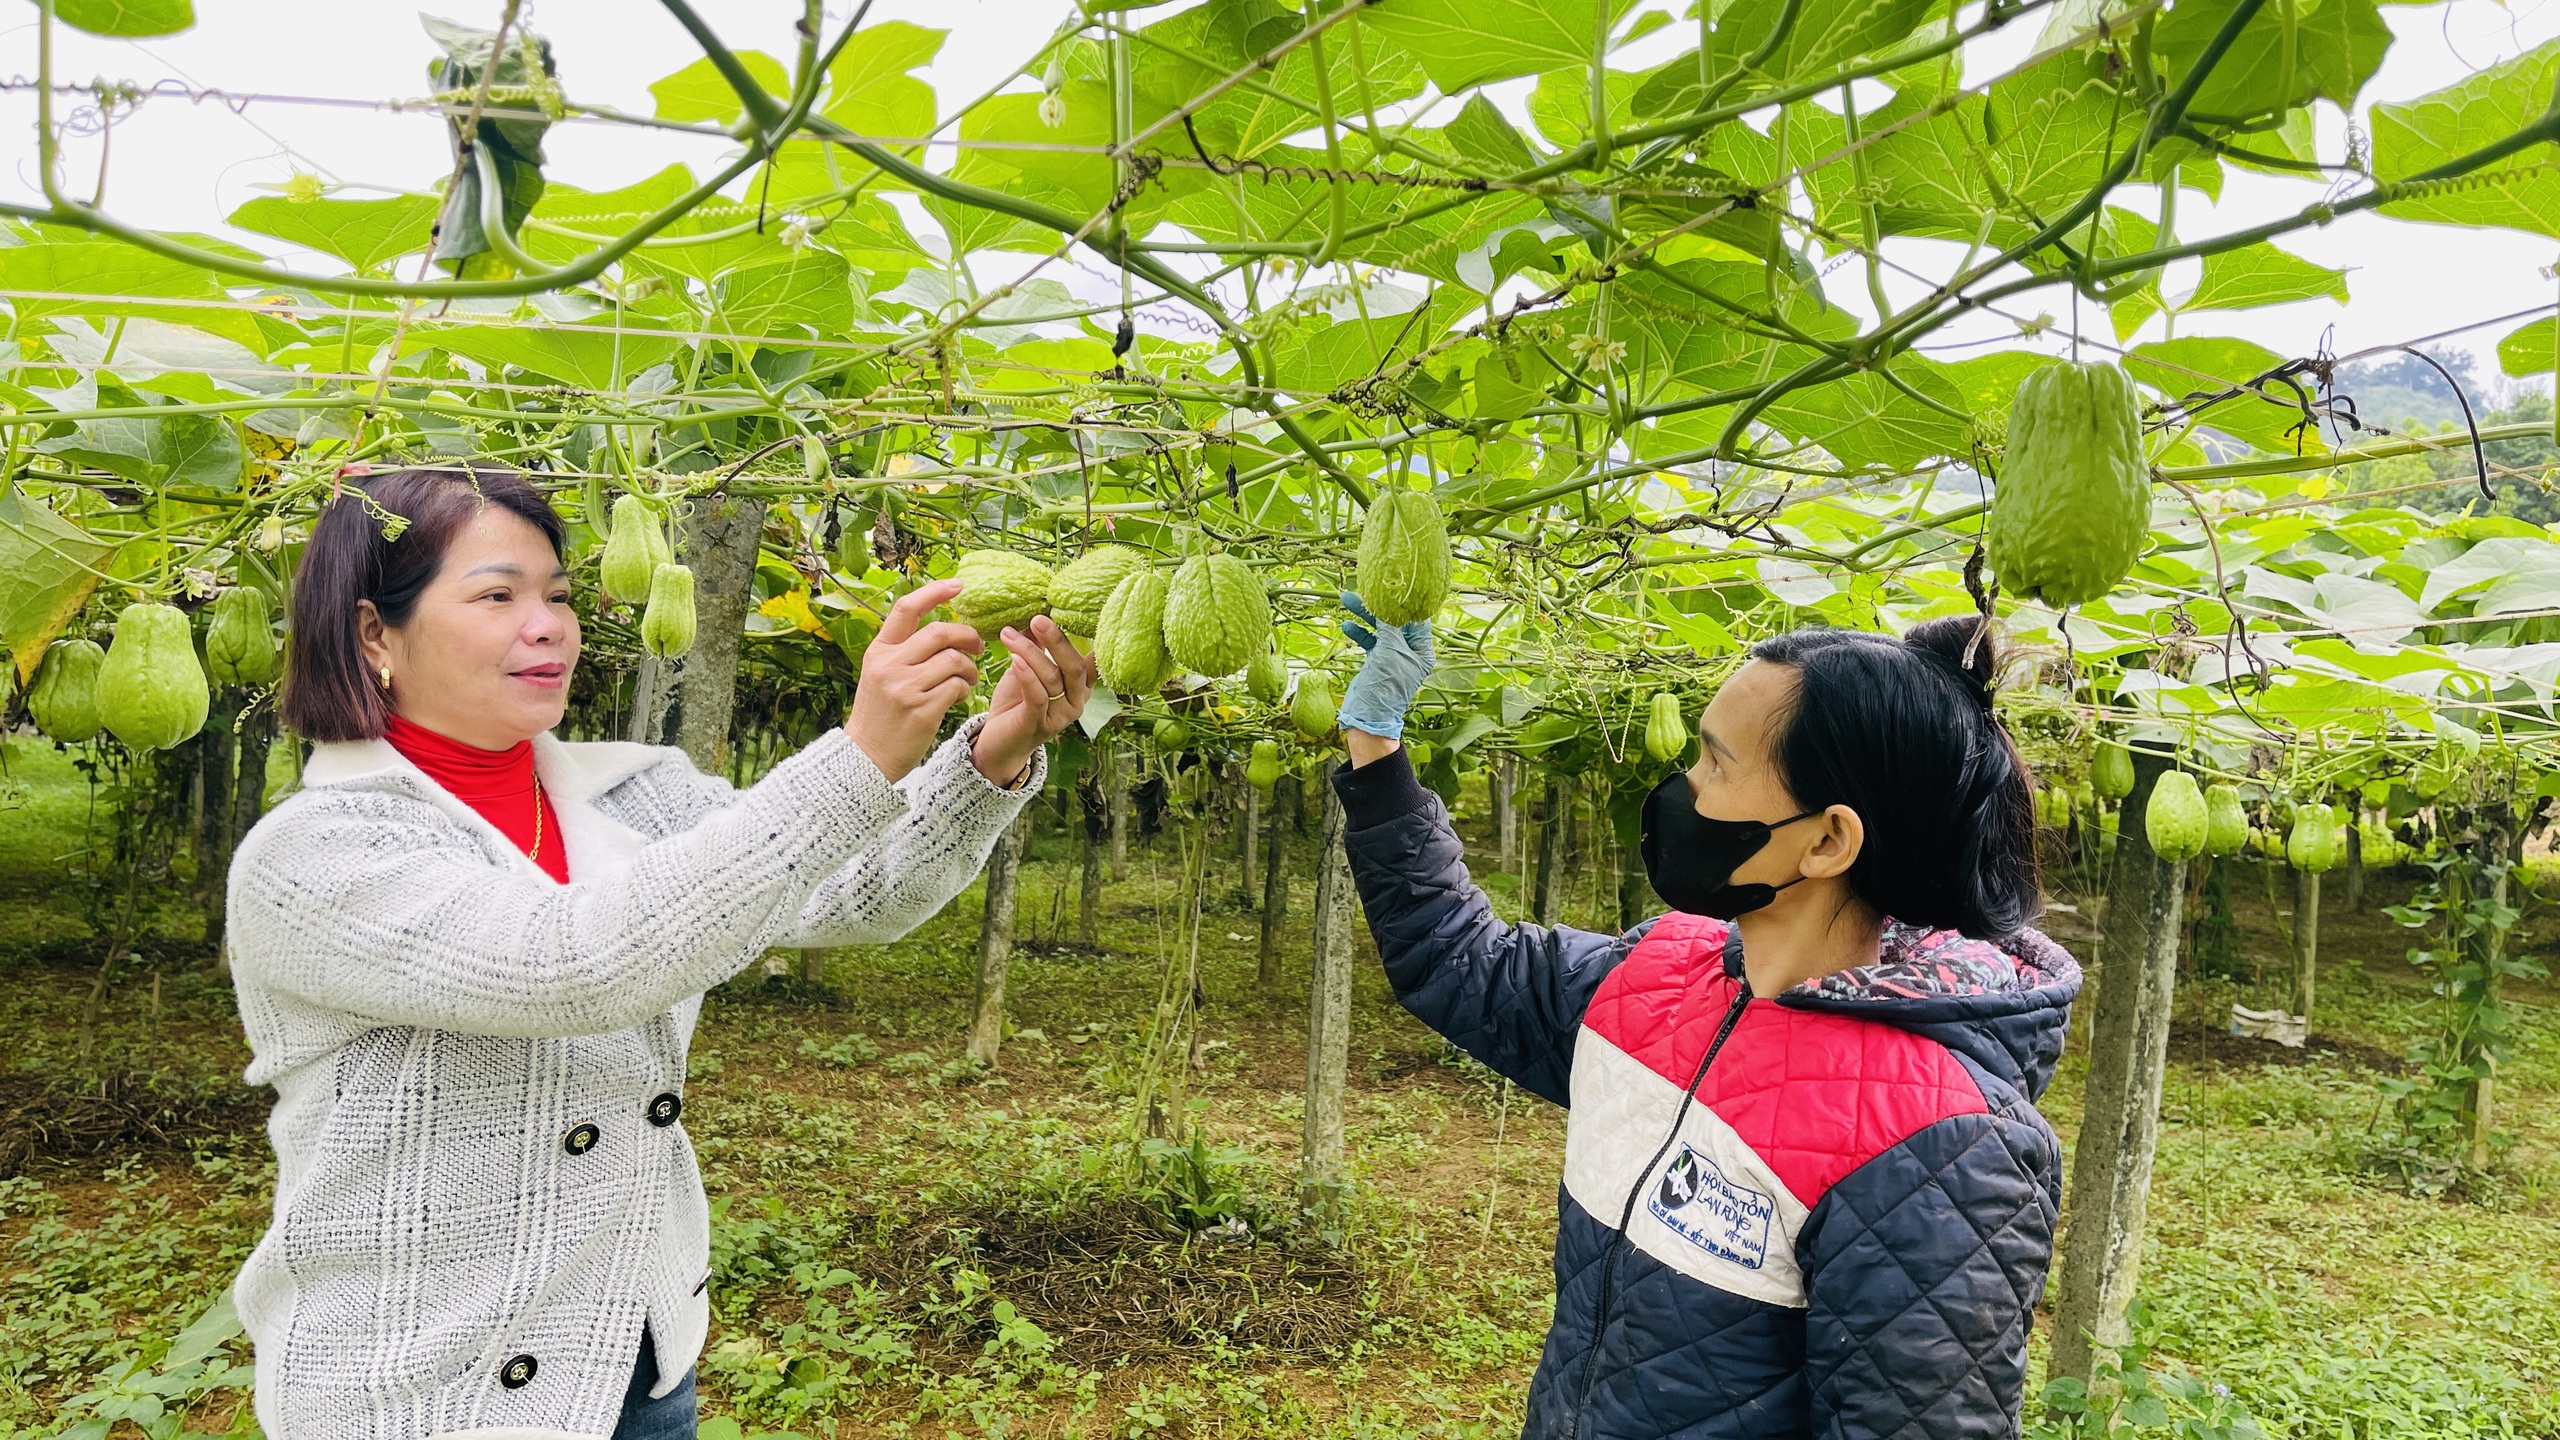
[1044,686,1069,704]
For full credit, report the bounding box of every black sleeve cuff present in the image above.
[1334,748,1432,830]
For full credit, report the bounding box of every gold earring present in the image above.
[379,664,393,690]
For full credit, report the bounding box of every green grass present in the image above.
[2,745,2554,1438]
[0,739,116,951]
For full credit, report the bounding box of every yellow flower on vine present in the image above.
[758,588,827,635]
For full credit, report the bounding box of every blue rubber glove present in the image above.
[1337,591,1434,741]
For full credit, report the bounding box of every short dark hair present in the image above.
[280,464,565,743]
[1749,616,2039,940]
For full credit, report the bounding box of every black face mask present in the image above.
[1639,771,1821,920]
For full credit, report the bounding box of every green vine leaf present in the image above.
[820,22,944,149]
[2494,316,2557,376]
[1359,0,1633,94]
[1715,0,1941,85]
[421,318,684,392]
[650,51,791,126]
[2371,36,2560,239]
[0,493,114,682]
[228,194,441,276]
[713,250,861,342]
[2183,243,2351,312]
[35,407,243,491]
[2153,0,2393,126]
[50,0,192,38]
[1761,360,1974,472]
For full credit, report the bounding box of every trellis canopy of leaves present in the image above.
[7,0,2560,801]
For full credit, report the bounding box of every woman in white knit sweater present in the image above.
[225,465,1092,1440]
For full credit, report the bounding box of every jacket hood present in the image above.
[1770,921,2083,1100]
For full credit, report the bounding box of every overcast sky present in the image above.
[6,0,2557,398]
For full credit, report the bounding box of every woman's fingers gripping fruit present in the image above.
[874,580,959,647]
[900,620,987,665]
[1031,615,1097,711]
[969,617,1093,785]
[1002,624,1067,704]
[846,581,980,782]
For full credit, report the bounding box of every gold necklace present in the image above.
[528,774,544,863]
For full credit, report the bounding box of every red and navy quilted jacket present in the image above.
[1336,754,2083,1440]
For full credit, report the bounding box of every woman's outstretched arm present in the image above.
[1337,745,1634,1106]
[229,727,913,1038]
[784,610,1089,944]
[227,582,1061,1038]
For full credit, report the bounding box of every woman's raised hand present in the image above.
[845,580,983,782]
[971,615,1096,786]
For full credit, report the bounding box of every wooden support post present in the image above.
[2466,825,2514,1170]
[1258,776,1292,987]
[1241,778,1261,909]
[671,494,766,775]
[1534,773,1567,925]
[1302,764,1354,1218]
[625,651,670,745]
[2050,750,2188,1386]
[208,701,274,975]
[2292,868,2321,1034]
[966,808,1033,1068]
[195,691,240,946]
[1077,782,1104,951]
[1108,745,1130,882]
[1619,828,1650,930]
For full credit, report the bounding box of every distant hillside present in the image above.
[2332,349,2494,433]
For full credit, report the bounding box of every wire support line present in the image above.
[0,287,1204,360]
[0,76,1162,156]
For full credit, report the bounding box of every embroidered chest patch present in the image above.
[1646,1142,1775,1270]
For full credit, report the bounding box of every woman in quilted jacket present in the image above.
[1330,598,2080,1440]
[225,464,1094,1440]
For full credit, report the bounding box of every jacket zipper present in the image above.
[1565,980,1754,1439]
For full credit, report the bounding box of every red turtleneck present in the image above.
[384,716,568,883]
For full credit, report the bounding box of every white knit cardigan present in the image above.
[224,717,1039,1440]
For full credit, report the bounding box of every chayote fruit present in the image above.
[28,638,107,743]
[600,496,670,605]
[204,586,280,687]
[1643,691,1686,765]
[1291,672,1337,741]
[1094,568,1173,695]
[2203,783,2248,857]
[1986,360,2150,608]
[1048,545,1146,640]
[1246,645,1288,707]
[97,602,209,751]
[641,562,697,659]
[951,549,1052,637]
[1355,490,1450,626]
[2286,806,2339,873]
[2091,740,2135,801]
[1161,553,1269,679]
[2144,770,2207,862]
